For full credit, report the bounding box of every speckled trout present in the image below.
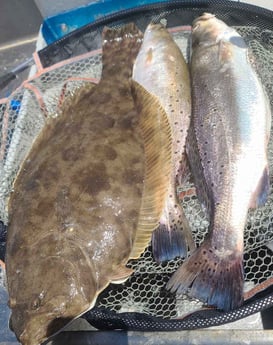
[167,13,271,311]
[132,23,194,263]
[6,23,173,345]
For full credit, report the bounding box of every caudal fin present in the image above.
[152,197,195,263]
[166,239,244,311]
[101,23,143,80]
[152,225,187,263]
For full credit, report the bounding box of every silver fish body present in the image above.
[132,23,194,262]
[167,13,271,311]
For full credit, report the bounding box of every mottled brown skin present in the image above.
[6,24,144,345]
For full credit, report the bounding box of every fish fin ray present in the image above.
[152,226,186,263]
[176,152,193,187]
[166,239,244,311]
[249,165,270,209]
[152,199,195,263]
[186,125,212,217]
[218,40,233,66]
[129,81,173,259]
[102,24,143,79]
[109,267,134,284]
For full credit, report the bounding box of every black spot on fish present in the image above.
[131,157,141,165]
[96,91,111,104]
[118,110,138,129]
[79,163,110,195]
[118,84,130,97]
[122,168,142,185]
[92,114,115,130]
[37,198,53,215]
[118,117,133,129]
[104,146,118,160]
[43,165,61,189]
[129,209,138,220]
[62,147,82,161]
[24,178,39,191]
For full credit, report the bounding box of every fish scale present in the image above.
[132,23,194,263]
[167,13,271,311]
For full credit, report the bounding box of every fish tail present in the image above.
[166,239,244,311]
[152,201,195,263]
[101,23,143,80]
[152,225,186,263]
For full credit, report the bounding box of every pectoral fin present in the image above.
[249,165,270,209]
[186,125,212,218]
[129,81,173,259]
[109,266,134,284]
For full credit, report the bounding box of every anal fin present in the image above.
[129,81,173,259]
[109,266,134,284]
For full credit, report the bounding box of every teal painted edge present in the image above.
[42,0,170,44]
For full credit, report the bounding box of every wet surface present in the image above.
[1,1,273,341]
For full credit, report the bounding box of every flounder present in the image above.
[6,23,173,345]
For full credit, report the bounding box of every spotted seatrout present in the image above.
[6,23,173,345]
[167,13,271,311]
[132,23,194,263]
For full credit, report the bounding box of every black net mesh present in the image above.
[1,0,273,334]
[38,1,273,68]
[83,285,273,331]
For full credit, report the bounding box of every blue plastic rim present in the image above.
[42,0,171,44]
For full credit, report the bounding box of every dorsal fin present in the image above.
[129,81,173,259]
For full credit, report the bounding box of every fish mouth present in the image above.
[191,12,230,46]
[192,12,216,29]
[192,13,244,49]
[146,22,166,32]
[17,311,74,345]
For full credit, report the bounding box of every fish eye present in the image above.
[192,23,200,31]
[31,293,45,310]
[31,297,41,310]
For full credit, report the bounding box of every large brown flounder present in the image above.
[6,23,173,345]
